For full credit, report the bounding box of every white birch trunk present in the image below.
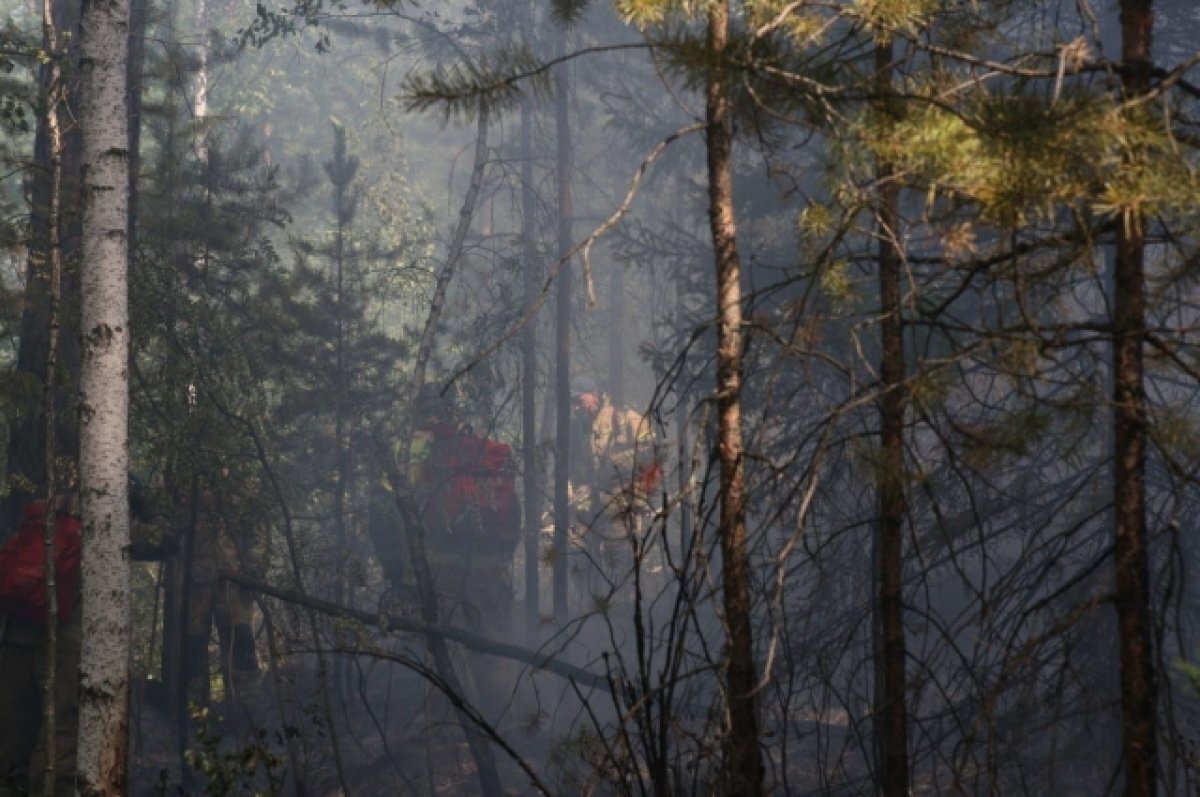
[76,0,131,793]
[192,0,207,121]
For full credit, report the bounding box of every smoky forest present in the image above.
[1,0,1199,795]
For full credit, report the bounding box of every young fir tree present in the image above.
[264,121,411,604]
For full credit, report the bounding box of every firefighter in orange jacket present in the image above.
[569,377,660,531]
[568,377,662,607]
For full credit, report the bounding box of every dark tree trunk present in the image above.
[37,0,66,789]
[552,28,573,625]
[1113,3,1156,795]
[673,190,691,545]
[127,0,145,247]
[609,266,625,408]
[704,1,764,792]
[520,32,542,633]
[330,122,353,702]
[873,40,910,797]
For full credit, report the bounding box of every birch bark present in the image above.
[75,0,131,793]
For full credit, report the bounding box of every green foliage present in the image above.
[957,408,1051,471]
[0,10,36,291]
[1182,659,1200,694]
[0,14,33,134]
[551,0,592,26]
[846,0,938,38]
[238,0,329,51]
[400,46,549,121]
[865,85,1200,226]
[613,0,674,28]
[180,706,285,796]
[1150,406,1200,463]
[745,0,827,43]
[817,259,855,308]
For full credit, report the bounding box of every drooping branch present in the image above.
[327,645,555,797]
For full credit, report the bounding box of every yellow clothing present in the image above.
[572,398,659,515]
[592,399,655,488]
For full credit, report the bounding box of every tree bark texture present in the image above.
[874,40,910,797]
[704,1,765,792]
[552,29,573,626]
[75,0,132,793]
[1114,3,1156,796]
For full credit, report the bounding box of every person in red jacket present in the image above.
[0,494,82,797]
[0,479,175,797]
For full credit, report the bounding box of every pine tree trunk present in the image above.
[552,28,573,625]
[75,0,131,793]
[1114,3,1156,795]
[520,36,541,633]
[704,1,764,791]
[874,39,910,797]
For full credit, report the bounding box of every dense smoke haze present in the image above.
[0,0,1198,794]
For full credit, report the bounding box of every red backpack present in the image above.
[0,501,82,626]
[423,428,520,549]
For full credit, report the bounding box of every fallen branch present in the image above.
[222,571,611,691]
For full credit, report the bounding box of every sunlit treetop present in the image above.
[862,85,1200,227]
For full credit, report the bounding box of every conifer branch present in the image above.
[400,43,652,120]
